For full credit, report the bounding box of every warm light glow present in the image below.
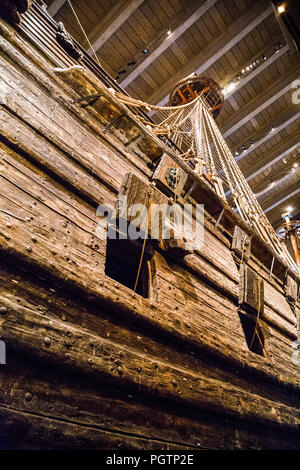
[277,5,285,14]
[167,29,171,35]
[224,81,237,94]
[286,206,293,212]
[293,163,298,168]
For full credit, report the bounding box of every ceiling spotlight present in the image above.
[286,206,293,212]
[225,81,237,94]
[271,127,276,132]
[293,163,298,167]
[242,69,245,73]
[166,28,171,35]
[277,5,285,14]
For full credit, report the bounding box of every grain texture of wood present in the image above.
[0,13,299,450]
[1,355,298,450]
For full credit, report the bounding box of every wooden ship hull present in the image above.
[0,1,299,450]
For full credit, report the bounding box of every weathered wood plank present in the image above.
[0,204,298,391]
[0,262,293,405]
[1,355,298,450]
[1,293,299,431]
[0,13,299,451]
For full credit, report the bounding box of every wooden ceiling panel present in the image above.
[55,1,97,43]
[138,1,165,30]
[216,0,237,26]
[254,156,300,197]
[262,178,300,209]
[239,128,299,177]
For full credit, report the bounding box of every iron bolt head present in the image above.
[25,392,33,402]
[44,336,51,346]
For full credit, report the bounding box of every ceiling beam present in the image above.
[252,151,300,193]
[256,167,300,199]
[222,64,300,138]
[47,0,66,16]
[120,0,217,88]
[224,45,288,98]
[87,0,144,54]
[246,138,300,182]
[264,186,300,213]
[147,1,272,106]
[234,109,300,162]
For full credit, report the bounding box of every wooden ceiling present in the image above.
[46,0,300,228]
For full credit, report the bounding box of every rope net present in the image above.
[110,88,298,275]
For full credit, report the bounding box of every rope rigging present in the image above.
[65,0,298,276]
[111,88,298,275]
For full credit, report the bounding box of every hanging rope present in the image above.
[249,281,266,356]
[133,194,152,292]
[133,235,147,292]
[111,90,298,274]
[67,0,102,68]
[64,0,298,275]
